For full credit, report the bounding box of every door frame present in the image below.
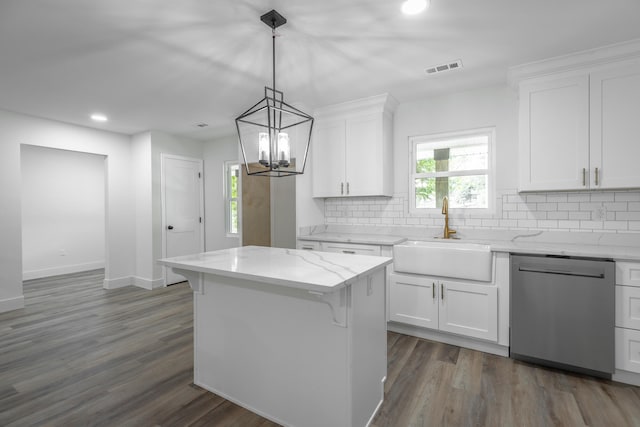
[160,153,205,285]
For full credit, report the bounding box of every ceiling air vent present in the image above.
[425,59,463,75]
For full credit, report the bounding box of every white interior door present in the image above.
[162,154,204,285]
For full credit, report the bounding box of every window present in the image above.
[225,162,239,235]
[409,128,494,213]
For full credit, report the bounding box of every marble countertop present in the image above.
[298,232,407,246]
[299,230,640,261]
[158,246,392,293]
[486,240,640,261]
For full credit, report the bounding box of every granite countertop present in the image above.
[158,246,392,293]
[298,232,407,246]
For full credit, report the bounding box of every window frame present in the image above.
[408,127,496,217]
[224,161,239,236]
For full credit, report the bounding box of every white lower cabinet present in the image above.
[389,272,498,342]
[389,274,438,329]
[320,242,382,256]
[615,327,640,373]
[614,261,640,385]
[296,240,320,251]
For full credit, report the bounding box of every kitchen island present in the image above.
[158,245,392,427]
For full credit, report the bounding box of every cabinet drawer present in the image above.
[297,240,320,251]
[320,242,381,256]
[616,285,640,330]
[616,327,640,373]
[617,262,640,287]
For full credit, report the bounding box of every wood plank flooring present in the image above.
[1,270,640,426]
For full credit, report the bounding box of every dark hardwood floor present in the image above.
[1,270,640,426]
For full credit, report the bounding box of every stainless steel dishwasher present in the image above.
[510,254,615,378]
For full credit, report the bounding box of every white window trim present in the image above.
[224,160,239,236]
[408,127,496,218]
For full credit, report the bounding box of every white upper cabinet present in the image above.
[312,94,396,198]
[513,41,640,192]
[590,59,640,189]
[519,74,590,191]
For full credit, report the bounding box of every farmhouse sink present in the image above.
[393,240,493,282]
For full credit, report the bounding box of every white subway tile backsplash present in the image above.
[537,203,557,211]
[617,212,640,221]
[548,211,569,220]
[590,193,615,202]
[526,195,546,203]
[629,202,640,211]
[558,220,581,229]
[558,203,580,211]
[616,193,640,202]
[569,211,591,220]
[323,190,640,234]
[568,193,591,202]
[580,221,604,230]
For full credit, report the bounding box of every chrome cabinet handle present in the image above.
[342,250,356,254]
[441,283,444,300]
[582,168,586,186]
[341,182,344,195]
[347,182,350,195]
[432,282,435,299]
[595,167,599,186]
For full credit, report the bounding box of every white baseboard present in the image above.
[23,261,105,281]
[132,276,165,290]
[387,322,509,357]
[103,276,165,290]
[613,369,640,387]
[102,276,133,289]
[0,295,25,313]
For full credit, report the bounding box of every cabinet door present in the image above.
[389,274,438,329]
[312,120,346,197]
[345,114,383,196]
[590,60,640,189]
[439,280,498,341]
[616,327,640,373]
[616,285,640,330]
[519,75,590,191]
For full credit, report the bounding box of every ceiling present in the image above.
[2,0,640,140]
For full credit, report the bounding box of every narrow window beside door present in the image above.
[225,162,239,235]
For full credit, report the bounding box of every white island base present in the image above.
[160,246,390,427]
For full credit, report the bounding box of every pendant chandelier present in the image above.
[235,10,314,177]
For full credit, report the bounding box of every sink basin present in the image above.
[393,240,492,281]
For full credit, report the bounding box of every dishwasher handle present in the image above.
[518,266,604,279]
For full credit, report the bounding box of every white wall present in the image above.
[21,145,106,279]
[203,135,241,250]
[130,131,205,288]
[132,132,153,285]
[394,84,519,197]
[295,142,325,228]
[0,108,135,312]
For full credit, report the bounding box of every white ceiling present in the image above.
[2,0,640,140]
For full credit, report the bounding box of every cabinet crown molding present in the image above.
[314,93,398,120]
[508,38,640,86]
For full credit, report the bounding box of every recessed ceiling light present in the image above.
[90,113,108,122]
[402,0,429,15]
